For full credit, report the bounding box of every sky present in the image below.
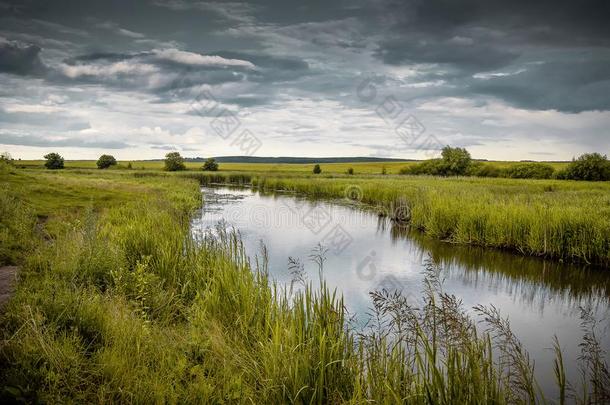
[0,0,609,161]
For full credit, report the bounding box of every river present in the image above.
[191,185,610,396]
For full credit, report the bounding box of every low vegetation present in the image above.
[1,167,608,403]
[14,158,572,175]
[401,148,609,181]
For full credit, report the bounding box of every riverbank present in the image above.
[1,168,608,403]
[185,171,610,267]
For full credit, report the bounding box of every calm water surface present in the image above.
[191,185,610,395]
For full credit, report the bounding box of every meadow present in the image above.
[1,164,609,403]
[14,159,569,174]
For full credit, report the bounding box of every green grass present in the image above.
[1,166,608,403]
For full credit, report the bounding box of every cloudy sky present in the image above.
[0,0,609,160]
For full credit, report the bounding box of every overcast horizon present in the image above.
[1,0,609,161]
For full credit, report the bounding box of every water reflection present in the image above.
[384,218,610,314]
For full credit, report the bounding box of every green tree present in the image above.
[96,154,117,169]
[313,164,322,174]
[44,153,64,170]
[441,146,472,175]
[164,152,186,171]
[202,158,219,171]
[0,152,12,164]
[562,153,610,181]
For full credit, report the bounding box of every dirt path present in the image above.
[0,265,19,309]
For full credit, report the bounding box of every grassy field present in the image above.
[1,164,608,403]
[15,159,569,174]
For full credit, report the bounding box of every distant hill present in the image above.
[184,156,415,164]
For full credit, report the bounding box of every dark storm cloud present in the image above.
[470,56,610,112]
[382,0,610,46]
[42,48,311,108]
[375,0,610,72]
[0,38,47,75]
[369,0,610,112]
[215,51,311,83]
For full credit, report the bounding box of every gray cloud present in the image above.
[469,55,610,112]
[0,38,47,75]
[0,0,608,159]
[0,132,130,149]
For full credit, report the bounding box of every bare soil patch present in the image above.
[0,265,19,309]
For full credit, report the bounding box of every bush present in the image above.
[563,153,610,181]
[346,167,354,175]
[505,163,555,179]
[466,162,504,178]
[164,152,186,172]
[400,159,444,175]
[313,164,322,174]
[201,158,219,171]
[400,146,472,176]
[96,155,117,169]
[43,153,64,170]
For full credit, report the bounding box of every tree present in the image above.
[346,167,354,175]
[164,152,186,171]
[202,157,219,171]
[562,153,610,181]
[0,152,13,165]
[0,152,13,174]
[96,154,117,169]
[313,164,322,174]
[441,146,471,175]
[44,153,64,170]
